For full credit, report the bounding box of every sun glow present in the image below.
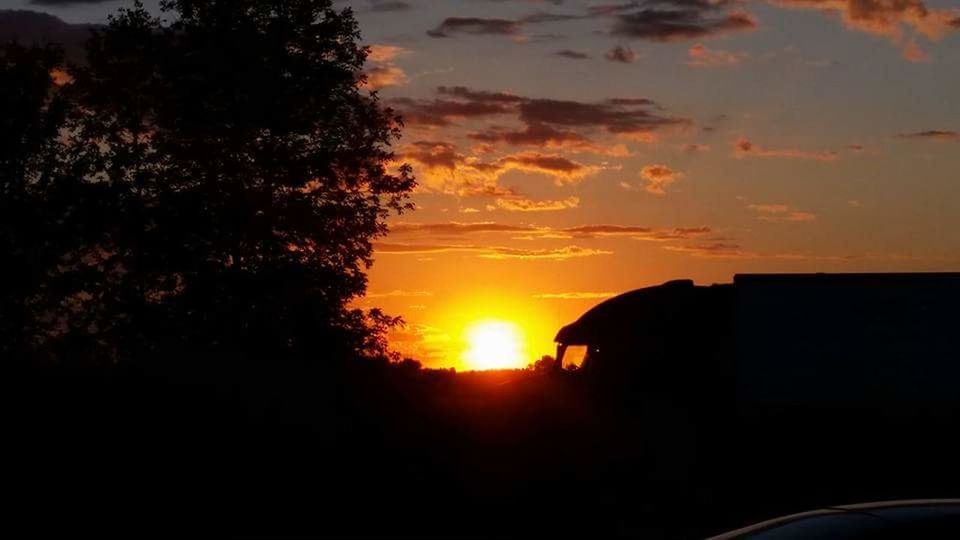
[462,320,527,370]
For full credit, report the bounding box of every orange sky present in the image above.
[341,0,960,369]
[11,0,959,369]
[17,0,960,370]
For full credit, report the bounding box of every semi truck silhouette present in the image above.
[553,273,960,535]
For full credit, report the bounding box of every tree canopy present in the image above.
[1,0,414,369]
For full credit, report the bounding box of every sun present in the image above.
[462,320,527,370]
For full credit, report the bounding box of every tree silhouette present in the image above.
[528,355,557,373]
[2,0,414,369]
[1,44,71,363]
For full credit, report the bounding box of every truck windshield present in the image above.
[562,345,588,370]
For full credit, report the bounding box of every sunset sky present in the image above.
[5,0,960,369]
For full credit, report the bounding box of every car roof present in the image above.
[708,499,960,540]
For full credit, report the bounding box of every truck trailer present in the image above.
[553,273,960,534]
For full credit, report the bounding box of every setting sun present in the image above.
[462,320,527,370]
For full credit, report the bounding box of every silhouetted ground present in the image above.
[6,360,959,538]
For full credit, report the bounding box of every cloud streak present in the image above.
[468,124,631,156]
[610,6,757,42]
[425,1,759,43]
[747,203,817,222]
[427,17,521,38]
[555,49,591,59]
[495,196,581,212]
[734,137,839,161]
[896,130,960,141]
[664,243,929,261]
[686,43,747,67]
[374,242,613,260]
[366,290,434,298]
[388,222,714,242]
[532,292,618,299]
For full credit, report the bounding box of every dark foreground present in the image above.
[6,360,959,538]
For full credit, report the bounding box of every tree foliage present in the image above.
[1,44,71,361]
[1,0,414,368]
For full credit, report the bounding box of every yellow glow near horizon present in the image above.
[461,320,527,370]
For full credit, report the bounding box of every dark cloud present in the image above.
[368,0,412,11]
[607,97,658,106]
[29,0,118,4]
[436,85,525,103]
[519,11,582,24]
[518,97,685,135]
[476,0,565,3]
[604,44,637,62]
[427,17,522,38]
[389,97,514,126]
[586,2,641,17]
[591,1,741,13]
[401,141,466,170]
[394,88,684,195]
[393,86,684,139]
[611,8,756,41]
[555,49,590,59]
[500,0,565,3]
[896,130,960,141]
[469,123,592,147]
[499,152,589,178]
[426,0,758,42]
[423,9,577,41]
[646,0,740,9]
[470,122,633,158]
